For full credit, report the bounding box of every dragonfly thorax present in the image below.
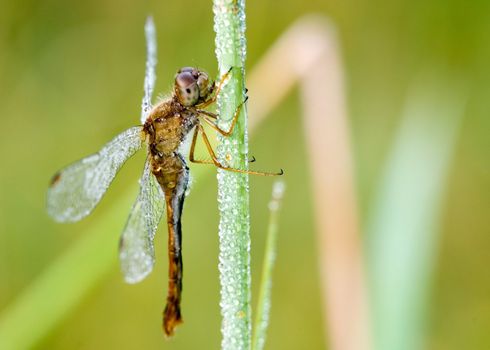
[145,99,198,158]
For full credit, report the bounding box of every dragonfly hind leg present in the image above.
[189,124,283,176]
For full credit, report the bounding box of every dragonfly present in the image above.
[47,54,282,335]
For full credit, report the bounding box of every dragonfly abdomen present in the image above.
[150,153,189,337]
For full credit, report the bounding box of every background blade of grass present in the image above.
[0,192,130,350]
[367,72,466,350]
[297,17,371,350]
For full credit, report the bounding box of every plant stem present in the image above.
[213,1,251,349]
[252,181,285,350]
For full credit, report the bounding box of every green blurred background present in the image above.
[0,0,488,349]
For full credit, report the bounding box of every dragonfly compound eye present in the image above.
[197,72,210,99]
[175,71,199,106]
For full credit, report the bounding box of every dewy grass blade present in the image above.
[213,1,251,349]
[252,181,285,350]
[141,16,157,123]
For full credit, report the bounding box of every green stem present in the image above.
[213,1,251,349]
[252,181,285,350]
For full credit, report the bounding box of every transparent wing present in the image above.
[47,126,143,223]
[141,16,157,123]
[119,159,165,283]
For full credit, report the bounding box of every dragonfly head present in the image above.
[175,67,211,107]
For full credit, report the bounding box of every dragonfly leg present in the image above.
[189,126,256,164]
[190,124,283,176]
[188,124,214,165]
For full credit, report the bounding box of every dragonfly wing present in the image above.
[119,159,165,283]
[47,126,143,223]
